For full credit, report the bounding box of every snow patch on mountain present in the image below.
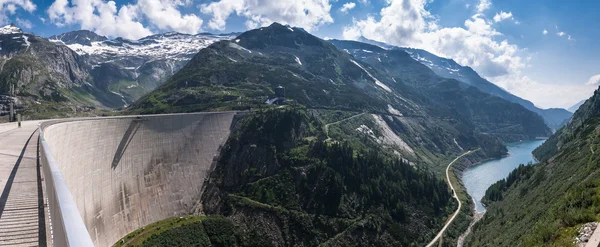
[387,104,402,116]
[52,32,235,65]
[350,59,392,92]
[0,25,22,35]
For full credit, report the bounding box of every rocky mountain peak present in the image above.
[49,30,108,46]
[235,22,327,50]
[0,24,23,35]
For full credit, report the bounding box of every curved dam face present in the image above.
[42,112,240,246]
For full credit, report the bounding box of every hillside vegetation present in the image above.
[201,108,455,246]
[466,87,600,246]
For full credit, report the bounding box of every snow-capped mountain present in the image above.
[0,24,22,35]
[49,30,237,105]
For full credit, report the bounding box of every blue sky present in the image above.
[2,0,599,109]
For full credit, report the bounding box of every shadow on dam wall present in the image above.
[41,112,243,246]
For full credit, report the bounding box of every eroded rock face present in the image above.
[576,222,598,246]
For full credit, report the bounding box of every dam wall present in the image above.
[40,112,240,246]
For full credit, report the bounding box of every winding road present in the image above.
[425,150,476,247]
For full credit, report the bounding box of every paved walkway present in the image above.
[0,121,45,246]
[586,226,600,247]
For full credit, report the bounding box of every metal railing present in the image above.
[39,122,95,247]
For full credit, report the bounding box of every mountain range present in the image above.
[0,22,592,246]
[49,30,236,105]
[356,37,573,131]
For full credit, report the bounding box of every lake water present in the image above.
[462,139,546,212]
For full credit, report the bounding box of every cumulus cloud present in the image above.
[200,0,333,31]
[0,0,36,25]
[543,29,548,35]
[587,74,600,85]
[136,0,203,34]
[493,11,512,22]
[476,0,491,13]
[341,0,597,108]
[340,2,356,13]
[47,0,203,40]
[495,74,597,109]
[343,0,523,78]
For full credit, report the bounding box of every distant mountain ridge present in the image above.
[49,30,236,105]
[49,30,108,46]
[330,39,551,142]
[568,99,586,113]
[356,36,572,131]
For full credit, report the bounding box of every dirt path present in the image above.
[324,112,365,139]
[425,150,476,247]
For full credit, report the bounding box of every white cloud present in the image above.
[341,0,597,108]
[554,25,574,41]
[15,17,32,28]
[200,0,333,31]
[494,74,597,109]
[587,74,600,85]
[543,29,548,35]
[47,0,203,40]
[476,0,491,13]
[136,0,203,34]
[340,2,356,13]
[0,0,36,25]
[493,11,512,22]
[343,0,523,78]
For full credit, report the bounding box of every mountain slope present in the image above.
[330,40,552,142]
[50,30,235,105]
[356,37,572,130]
[402,47,572,131]
[49,30,108,45]
[200,108,456,246]
[466,86,600,246]
[128,23,509,159]
[128,22,530,246]
[0,24,123,118]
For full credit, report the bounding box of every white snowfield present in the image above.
[50,32,236,64]
[0,24,22,35]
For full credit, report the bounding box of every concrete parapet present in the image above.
[40,112,240,246]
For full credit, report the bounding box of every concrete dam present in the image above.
[40,112,241,246]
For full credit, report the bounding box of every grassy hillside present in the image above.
[466,87,600,246]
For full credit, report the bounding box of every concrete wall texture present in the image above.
[41,112,239,246]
